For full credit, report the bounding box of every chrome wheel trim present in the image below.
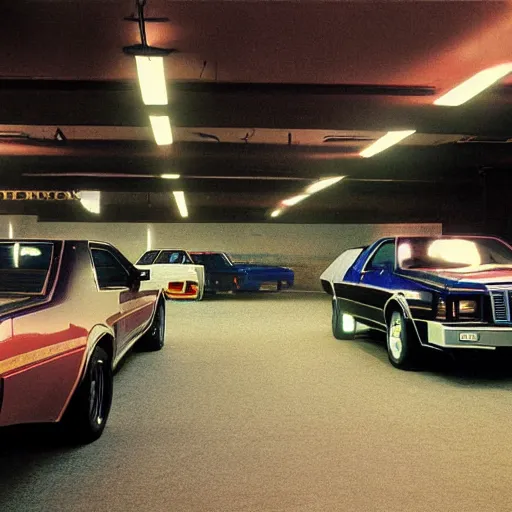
[89,359,105,426]
[158,306,165,342]
[389,317,403,360]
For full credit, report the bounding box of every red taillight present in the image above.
[167,282,184,293]
[185,282,198,294]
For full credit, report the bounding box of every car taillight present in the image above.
[168,282,184,293]
[185,282,198,294]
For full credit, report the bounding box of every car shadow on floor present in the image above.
[0,345,146,468]
[352,331,512,387]
[0,423,77,490]
[202,290,327,302]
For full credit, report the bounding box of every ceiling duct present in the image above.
[0,131,30,139]
[457,135,512,144]
[323,135,374,143]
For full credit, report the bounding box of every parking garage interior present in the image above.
[2,1,512,511]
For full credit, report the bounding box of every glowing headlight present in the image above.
[342,314,356,333]
[459,300,477,315]
[436,298,446,319]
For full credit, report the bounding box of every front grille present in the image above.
[489,287,512,323]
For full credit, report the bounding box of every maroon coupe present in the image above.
[0,239,165,443]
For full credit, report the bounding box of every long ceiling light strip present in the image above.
[305,176,344,194]
[281,194,310,207]
[135,56,168,106]
[359,130,416,158]
[271,176,345,218]
[150,115,173,145]
[173,191,188,218]
[434,63,512,107]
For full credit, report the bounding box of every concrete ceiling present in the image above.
[0,0,511,223]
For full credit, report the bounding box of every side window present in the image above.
[136,250,159,265]
[367,242,395,270]
[91,248,130,289]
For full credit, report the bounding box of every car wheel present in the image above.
[386,310,421,370]
[62,345,113,444]
[139,301,166,351]
[332,299,357,340]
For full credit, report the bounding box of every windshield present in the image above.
[136,250,159,265]
[0,242,54,293]
[397,237,512,270]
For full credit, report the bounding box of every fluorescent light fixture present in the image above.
[79,191,101,214]
[360,130,416,158]
[135,56,168,106]
[281,194,309,207]
[161,174,180,179]
[150,116,173,145]
[173,191,188,218]
[146,225,152,251]
[8,221,13,239]
[270,209,282,218]
[13,242,19,268]
[434,63,512,107]
[306,176,345,194]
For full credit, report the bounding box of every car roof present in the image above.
[147,248,188,251]
[0,238,92,243]
[189,251,224,254]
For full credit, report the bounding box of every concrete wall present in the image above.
[1,216,442,290]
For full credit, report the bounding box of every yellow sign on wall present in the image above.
[0,191,80,200]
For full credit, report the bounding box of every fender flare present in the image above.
[56,324,115,422]
[383,293,427,347]
[82,324,116,376]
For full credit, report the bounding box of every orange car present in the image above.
[0,239,165,444]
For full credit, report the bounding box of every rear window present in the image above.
[136,250,159,265]
[154,251,192,264]
[0,242,54,293]
[190,253,232,269]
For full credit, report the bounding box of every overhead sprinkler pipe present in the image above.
[122,0,176,57]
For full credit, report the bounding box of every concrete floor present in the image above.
[2,292,512,511]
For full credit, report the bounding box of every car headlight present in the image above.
[459,300,477,315]
[436,298,446,320]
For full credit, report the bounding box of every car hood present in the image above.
[398,264,512,290]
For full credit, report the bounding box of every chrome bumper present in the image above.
[425,321,512,350]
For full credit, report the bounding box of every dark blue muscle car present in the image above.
[189,251,294,294]
[321,235,512,370]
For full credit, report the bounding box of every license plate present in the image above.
[459,332,479,342]
[260,283,278,291]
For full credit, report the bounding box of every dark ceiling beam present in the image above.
[0,80,510,136]
[0,80,438,96]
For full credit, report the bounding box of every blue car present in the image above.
[189,251,294,294]
[320,235,512,370]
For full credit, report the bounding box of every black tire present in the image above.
[62,345,113,444]
[139,301,166,351]
[386,310,421,370]
[331,298,356,340]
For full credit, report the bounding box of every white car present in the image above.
[135,249,205,301]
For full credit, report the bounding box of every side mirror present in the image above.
[372,261,394,272]
[138,269,151,281]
